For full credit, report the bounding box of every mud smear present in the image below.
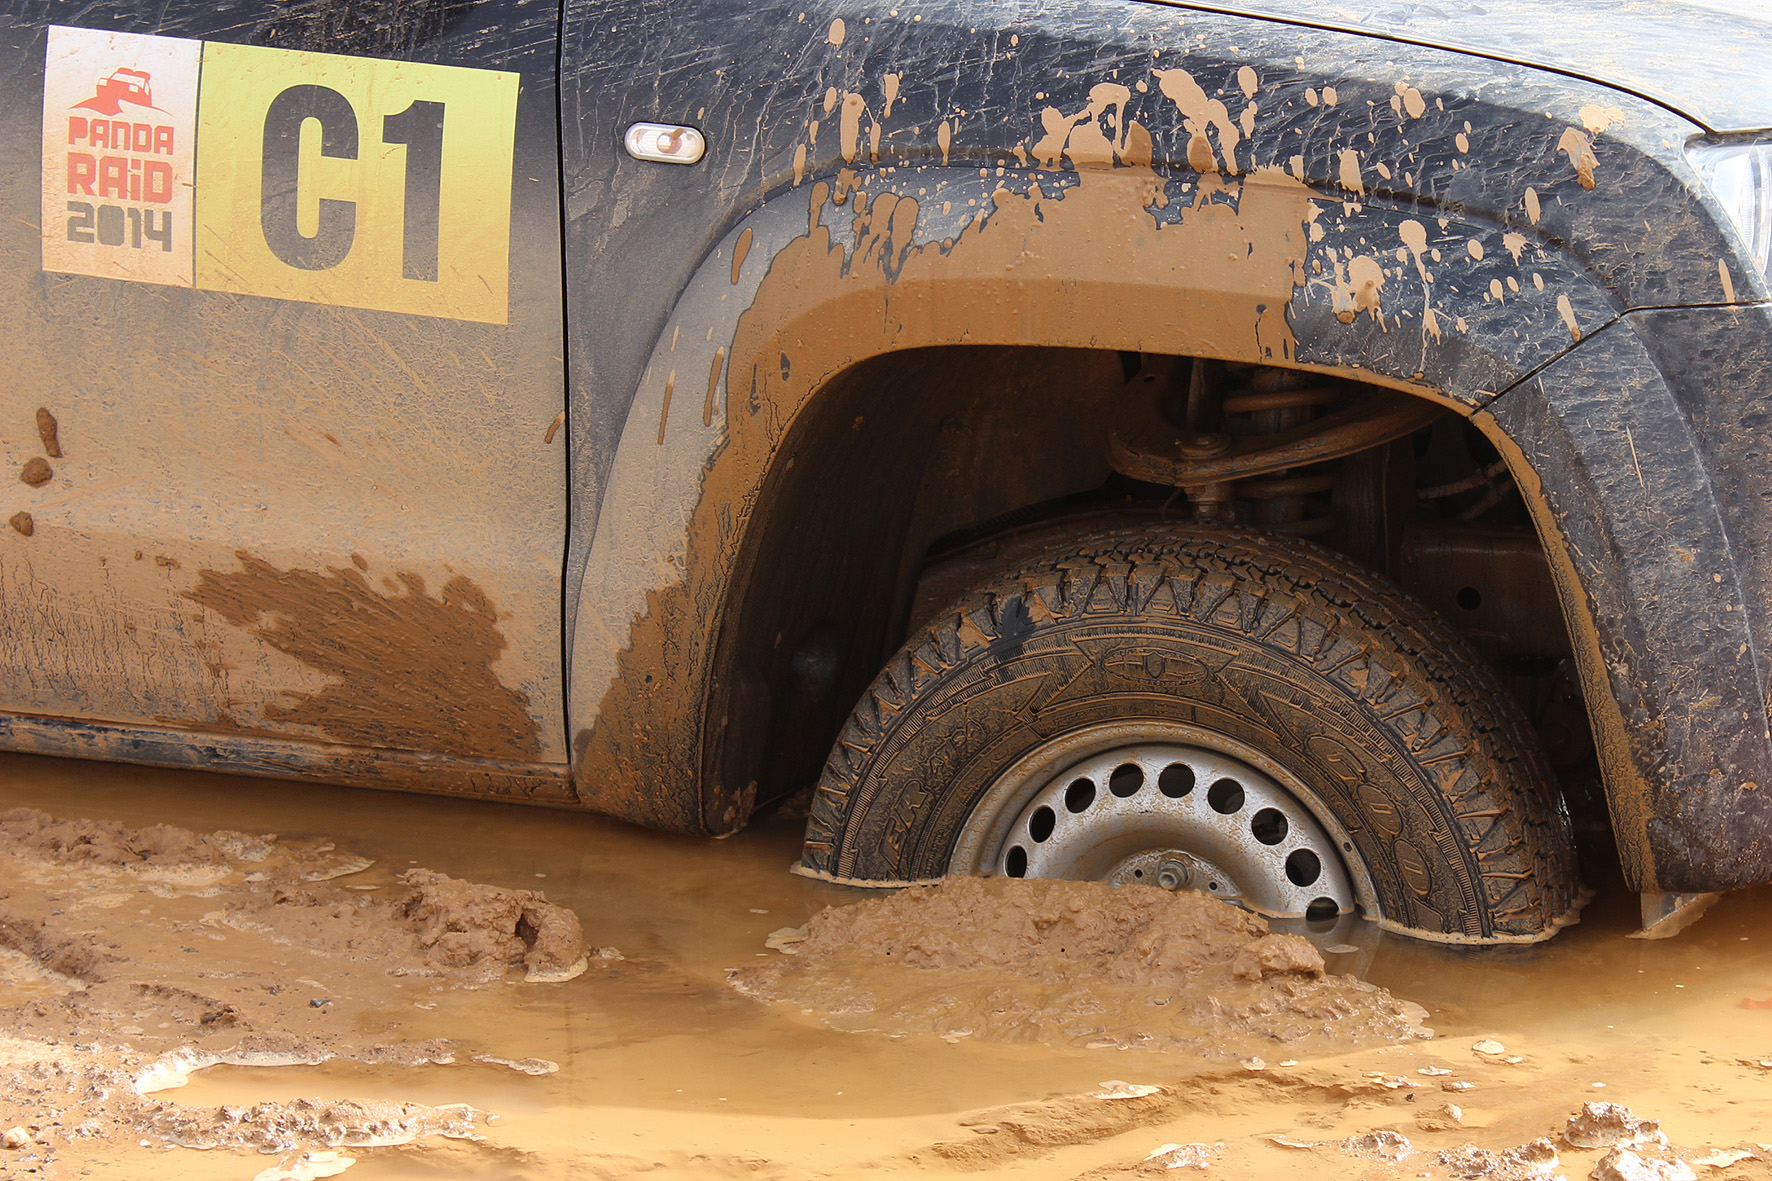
[732,878,1428,1055]
[184,553,541,760]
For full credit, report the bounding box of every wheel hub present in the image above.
[986,742,1357,920]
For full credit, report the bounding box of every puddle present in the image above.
[1,751,1769,1180]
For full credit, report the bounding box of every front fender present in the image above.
[562,0,1749,836]
[1479,304,1772,893]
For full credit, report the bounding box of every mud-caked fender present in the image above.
[561,0,1754,856]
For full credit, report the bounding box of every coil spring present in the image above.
[1224,380,1343,535]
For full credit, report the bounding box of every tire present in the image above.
[801,525,1580,944]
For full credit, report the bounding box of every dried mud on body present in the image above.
[0,807,602,1177]
[732,876,1430,1055]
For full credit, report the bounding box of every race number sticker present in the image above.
[194,44,518,323]
[40,28,519,324]
[41,27,201,287]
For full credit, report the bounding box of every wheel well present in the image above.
[708,345,1593,824]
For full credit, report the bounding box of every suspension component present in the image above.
[1108,365,1445,493]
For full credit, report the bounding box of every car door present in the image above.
[0,0,570,771]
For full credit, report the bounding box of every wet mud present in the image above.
[1,752,1771,1180]
[733,877,1429,1054]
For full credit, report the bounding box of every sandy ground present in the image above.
[0,752,1770,1181]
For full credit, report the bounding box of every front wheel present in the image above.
[800,526,1580,944]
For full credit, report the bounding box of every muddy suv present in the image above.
[3,0,1768,944]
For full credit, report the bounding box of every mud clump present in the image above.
[732,877,1429,1055]
[1565,1101,1665,1149]
[1437,1139,1561,1179]
[1590,1147,1697,1181]
[401,869,588,982]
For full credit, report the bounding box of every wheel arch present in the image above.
[562,161,1741,883]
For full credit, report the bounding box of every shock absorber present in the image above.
[1223,367,1344,535]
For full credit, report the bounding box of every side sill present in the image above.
[0,714,579,807]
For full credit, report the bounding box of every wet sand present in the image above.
[1,751,1770,1180]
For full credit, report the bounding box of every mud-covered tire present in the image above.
[801,526,1579,943]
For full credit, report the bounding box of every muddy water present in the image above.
[2,750,1771,1180]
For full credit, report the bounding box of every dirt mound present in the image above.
[731,877,1429,1055]
[401,869,587,982]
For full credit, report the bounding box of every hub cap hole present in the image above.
[1207,778,1245,814]
[1064,778,1096,813]
[1158,763,1195,797]
[1028,805,1055,843]
[1304,896,1340,924]
[1285,848,1322,887]
[1005,846,1028,877]
[1108,763,1144,797]
[1250,807,1288,845]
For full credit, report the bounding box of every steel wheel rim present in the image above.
[951,721,1377,921]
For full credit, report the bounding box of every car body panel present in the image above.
[0,1,570,779]
[1146,0,1772,134]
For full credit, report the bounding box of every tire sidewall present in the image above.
[838,595,1492,938]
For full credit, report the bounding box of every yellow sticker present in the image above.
[194,43,518,324]
[41,28,518,324]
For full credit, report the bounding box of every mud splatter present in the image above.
[657,371,676,444]
[826,16,844,45]
[1719,259,1736,303]
[18,457,50,487]
[183,554,541,761]
[731,228,753,284]
[1335,255,1386,323]
[1579,104,1625,135]
[882,72,902,119]
[1525,186,1542,224]
[936,119,952,164]
[1503,231,1528,262]
[1556,293,1582,341]
[840,92,867,162]
[1155,67,1240,174]
[1337,149,1364,196]
[33,408,60,458]
[7,512,31,537]
[1556,128,1598,190]
[1398,221,1432,282]
[703,347,725,427]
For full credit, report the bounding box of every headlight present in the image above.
[1688,140,1772,290]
